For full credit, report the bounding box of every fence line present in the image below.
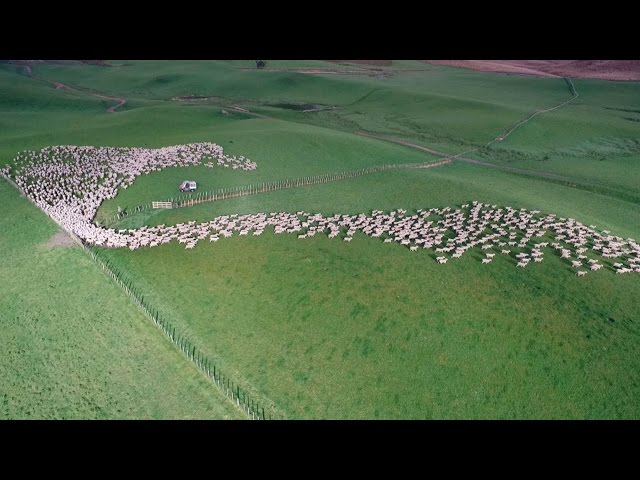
[86,246,277,420]
[1,172,275,420]
[110,158,452,224]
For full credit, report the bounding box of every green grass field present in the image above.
[98,230,640,419]
[0,181,241,419]
[95,119,439,223]
[1,60,639,419]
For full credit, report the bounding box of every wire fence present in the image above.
[3,156,452,420]
[1,173,275,420]
[108,158,452,225]
[86,246,277,420]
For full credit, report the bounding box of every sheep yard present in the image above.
[1,60,639,419]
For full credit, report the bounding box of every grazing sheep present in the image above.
[5,148,638,277]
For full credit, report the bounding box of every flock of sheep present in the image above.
[2,143,639,276]
[1,143,256,246]
[105,202,638,276]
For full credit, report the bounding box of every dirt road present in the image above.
[16,61,126,113]
[355,131,585,182]
[424,60,640,81]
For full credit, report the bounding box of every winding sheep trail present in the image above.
[355,128,640,204]
[357,77,581,176]
[54,81,127,113]
[356,131,613,186]
[355,132,480,161]
[486,78,579,147]
[18,62,126,113]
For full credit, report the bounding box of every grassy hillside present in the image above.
[98,161,640,419]
[0,180,241,419]
[98,216,640,419]
[95,118,439,222]
[1,60,638,419]
[473,78,640,193]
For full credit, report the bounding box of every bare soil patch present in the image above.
[9,60,127,112]
[424,60,640,81]
[326,60,392,66]
[236,65,389,76]
[44,228,78,248]
[296,69,374,75]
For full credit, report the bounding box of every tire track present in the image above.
[357,78,583,179]
[355,131,640,204]
[356,131,590,181]
[17,62,126,113]
[486,78,579,146]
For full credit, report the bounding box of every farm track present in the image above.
[17,63,126,113]
[357,131,640,204]
[9,63,639,420]
[110,77,603,223]
[223,77,586,195]
[21,65,629,213]
[237,67,431,77]
[356,132,575,180]
[354,80,640,203]
[424,60,640,82]
[485,78,579,147]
